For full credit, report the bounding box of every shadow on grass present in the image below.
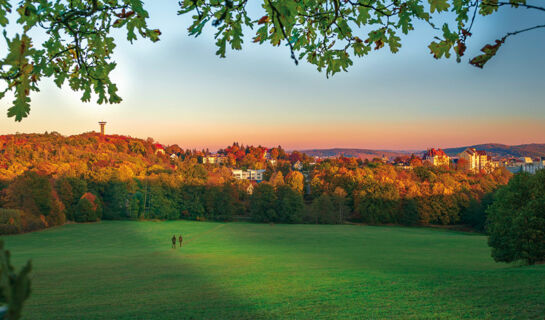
[7,221,269,320]
[125,221,271,320]
[7,221,545,319]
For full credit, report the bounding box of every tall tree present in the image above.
[250,183,277,222]
[285,171,305,194]
[487,170,545,265]
[332,187,348,223]
[275,185,304,223]
[309,193,336,224]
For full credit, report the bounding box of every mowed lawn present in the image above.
[3,221,545,319]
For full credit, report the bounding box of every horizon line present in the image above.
[1,130,545,152]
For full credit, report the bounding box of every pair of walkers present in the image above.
[172,235,183,248]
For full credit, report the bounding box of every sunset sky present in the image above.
[1,1,544,151]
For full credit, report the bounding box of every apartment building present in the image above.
[231,169,265,181]
[458,148,489,171]
[201,155,228,165]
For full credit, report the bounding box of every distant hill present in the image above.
[299,148,412,160]
[300,143,545,160]
[442,143,545,158]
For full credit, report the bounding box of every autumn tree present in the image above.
[55,177,87,221]
[74,192,102,222]
[285,171,305,194]
[4,171,66,227]
[269,171,285,188]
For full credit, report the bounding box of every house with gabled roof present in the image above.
[153,143,165,155]
[422,148,450,167]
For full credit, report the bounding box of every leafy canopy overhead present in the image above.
[1,0,543,121]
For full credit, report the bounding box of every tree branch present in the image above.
[267,0,298,65]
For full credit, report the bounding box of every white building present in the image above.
[508,157,545,174]
[458,148,488,171]
[232,169,265,181]
[201,155,228,165]
[521,158,545,174]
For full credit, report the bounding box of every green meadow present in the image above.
[3,221,544,319]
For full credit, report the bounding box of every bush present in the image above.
[486,171,545,265]
[74,193,102,222]
[20,213,46,233]
[0,224,20,235]
[46,193,66,227]
[0,209,23,235]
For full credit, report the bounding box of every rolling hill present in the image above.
[300,143,545,159]
[442,143,545,158]
[298,148,412,160]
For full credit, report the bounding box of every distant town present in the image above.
[191,146,545,184]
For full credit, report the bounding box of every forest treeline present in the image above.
[0,133,512,235]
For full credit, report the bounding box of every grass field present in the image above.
[3,221,545,319]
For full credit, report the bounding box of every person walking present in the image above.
[179,235,183,247]
[171,235,176,249]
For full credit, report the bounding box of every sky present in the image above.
[1,1,544,151]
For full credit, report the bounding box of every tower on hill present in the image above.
[99,121,107,136]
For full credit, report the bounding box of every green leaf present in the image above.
[429,0,450,13]
[429,40,452,59]
[8,94,31,122]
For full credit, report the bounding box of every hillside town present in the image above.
[94,121,545,183]
[416,147,545,174]
[190,146,545,185]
